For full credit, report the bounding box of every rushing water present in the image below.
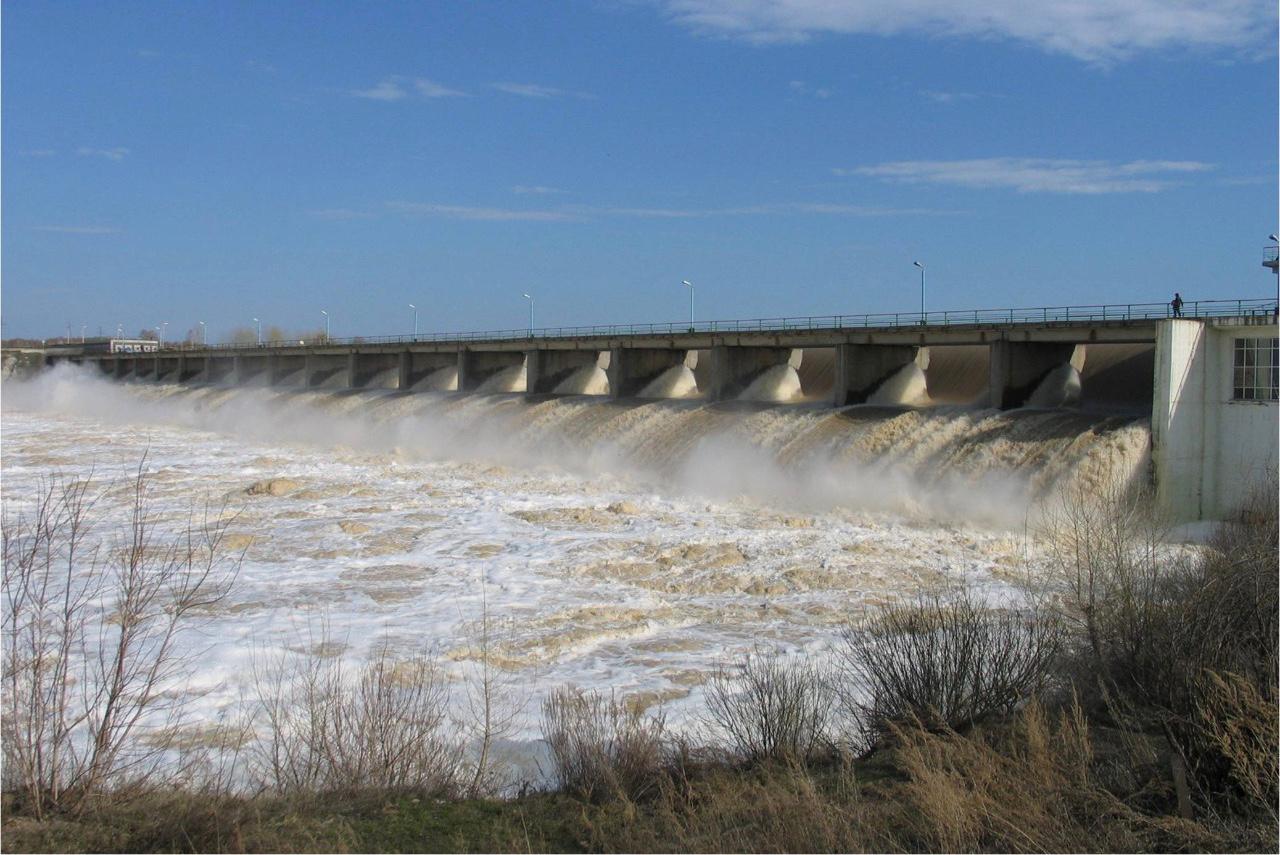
[1,365,1152,770]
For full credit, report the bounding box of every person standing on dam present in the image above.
[1171,292,1184,318]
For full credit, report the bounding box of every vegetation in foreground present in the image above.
[2,471,1276,853]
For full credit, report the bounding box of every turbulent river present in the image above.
[1,366,1152,776]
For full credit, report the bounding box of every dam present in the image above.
[32,298,1280,522]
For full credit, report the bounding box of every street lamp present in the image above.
[198,321,206,345]
[522,293,534,335]
[409,303,418,337]
[157,322,167,346]
[1270,235,1279,316]
[253,317,261,345]
[912,261,926,322]
[80,324,87,343]
[115,323,123,339]
[682,280,694,330]
[321,309,329,341]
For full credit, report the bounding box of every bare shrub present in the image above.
[837,588,1060,743]
[249,637,460,795]
[457,581,525,797]
[703,646,834,764]
[1043,476,1279,814]
[540,686,666,803]
[2,466,239,817]
[1038,481,1176,698]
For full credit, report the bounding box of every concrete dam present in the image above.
[35,305,1280,522]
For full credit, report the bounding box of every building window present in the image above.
[1233,337,1279,401]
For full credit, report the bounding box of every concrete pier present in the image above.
[273,354,308,387]
[988,341,1081,409]
[608,347,699,399]
[833,344,923,406]
[458,350,525,393]
[232,354,271,385]
[398,351,459,391]
[207,356,234,384]
[134,357,157,382]
[351,352,400,389]
[178,356,205,383]
[526,349,608,395]
[304,354,349,388]
[707,346,801,402]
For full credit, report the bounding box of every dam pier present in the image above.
[33,298,1280,522]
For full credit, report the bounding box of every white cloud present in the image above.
[658,0,1273,63]
[307,208,374,220]
[493,82,563,98]
[513,185,568,195]
[413,78,467,98]
[352,77,466,101]
[843,158,1215,194]
[352,80,408,100]
[76,146,129,161]
[386,202,581,222]
[919,89,978,103]
[492,82,595,99]
[788,80,832,98]
[386,200,960,222]
[33,225,121,234]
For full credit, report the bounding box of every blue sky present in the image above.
[2,0,1276,341]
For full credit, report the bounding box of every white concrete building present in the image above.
[1153,316,1279,522]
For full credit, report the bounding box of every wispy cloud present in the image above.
[386,202,581,222]
[385,200,961,222]
[513,185,568,195]
[307,208,375,220]
[919,89,979,104]
[789,80,831,99]
[492,82,595,99]
[656,0,1273,63]
[351,76,466,101]
[76,146,130,161]
[842,158,1215,194]
[33,225,121,234]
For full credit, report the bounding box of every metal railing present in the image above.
[155,297,1277,352]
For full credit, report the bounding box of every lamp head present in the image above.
[913,261,924,269]
[1270,234,1279,242]
[523,293,532,299]
[682,280,692,286]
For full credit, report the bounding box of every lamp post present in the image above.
[522,293,534,336]
[116,323,123,339]
[198,321,206,345]
[409,303,418,338]
[80,324,86,343]
[321,309,329,341]
[158,322,167,346]
[912,261,926,323]
[682,280,694,330]
[1269,234,1280,317]
[253,317,261,345]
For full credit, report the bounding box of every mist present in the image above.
[3,364,1151,529]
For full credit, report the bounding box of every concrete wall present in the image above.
[1153,318,1278,522]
